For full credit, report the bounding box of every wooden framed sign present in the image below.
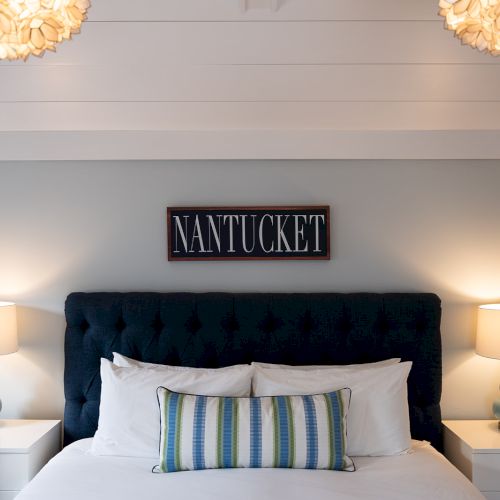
[167,206,330,261]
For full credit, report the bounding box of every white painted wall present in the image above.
[0,160,499,421]
[3,0,500,159]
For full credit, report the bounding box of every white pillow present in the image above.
[113,352,251,373]
[252,358,400,371]
[252,361,412,457]
[91,358,253,458]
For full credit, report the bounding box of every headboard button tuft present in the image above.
[221,313,239,335]
[152,314,164,335]
[115,317,126,333]
[258,311,284,335]
[298,310,316,336]
[80,319,90,333]
[185,313,202,334]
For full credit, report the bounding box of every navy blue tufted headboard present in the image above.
[64,292,442,449]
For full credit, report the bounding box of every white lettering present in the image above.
[241,214,257,253]
[223,215,240,253]
[259,214,274,253]
[189,215,206,253]
[206,215,222,253]
[173,215,189,253]
[309,214,325,252]
[293,215,309,252]
[276,215,292,253]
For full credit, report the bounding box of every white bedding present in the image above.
[17,439,483,500]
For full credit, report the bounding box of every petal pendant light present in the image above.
[439,0,500,55]
[0,0,90,61]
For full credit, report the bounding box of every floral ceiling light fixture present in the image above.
[0,0,90,61]
[439,0,500,55]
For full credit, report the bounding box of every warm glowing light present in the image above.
[0,0,90,61]
[0,302,18,355]
[481,304,500,311]
[476,304,500,359]
[439,0,500,55]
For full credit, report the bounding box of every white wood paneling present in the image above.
[2,64,500,102]
[1,0,499,159]
[2,102,500,131]
[87,0,439,22]
[10,21,495,67]
[1,130,499,160]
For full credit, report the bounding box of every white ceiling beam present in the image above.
[9,21,493,67]
[86,0,439,22]
[1,130,499,161]
[1,101,499,132]
[3,64,500,103]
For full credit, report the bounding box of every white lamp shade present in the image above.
[476,304,500,360]
[0,302,18,355]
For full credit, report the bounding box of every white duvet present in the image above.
[17,439,483,500]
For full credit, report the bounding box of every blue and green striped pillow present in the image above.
[155,387,354,472]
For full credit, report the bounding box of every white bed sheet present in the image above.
[17,439,483,500]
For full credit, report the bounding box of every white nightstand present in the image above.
[443,420,500,500]
[0,420,61,500]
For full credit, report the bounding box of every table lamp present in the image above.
[0,302,18,413]
[476,303,500,427]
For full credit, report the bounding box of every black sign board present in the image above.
[167,206,330,261]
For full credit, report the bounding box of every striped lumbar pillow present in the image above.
[155,387,354,473]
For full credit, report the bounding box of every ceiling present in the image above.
[1,0,500,160]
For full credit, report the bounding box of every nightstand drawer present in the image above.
[0,453,29,490]
[474,453,500,491]
[443,420,500,496]
[0,420,61,498]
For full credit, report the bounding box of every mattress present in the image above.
[17,439,483,500]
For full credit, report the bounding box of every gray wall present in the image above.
[1,160,499,420]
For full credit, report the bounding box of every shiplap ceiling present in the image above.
[1,0,500,160]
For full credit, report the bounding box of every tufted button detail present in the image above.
[115,317,126,333]
[221,313,239,336]
[185,312,202,334]
[152,314,164,335]
[258,311,284,335]
[297,310,316,336]
[201,340,220,368]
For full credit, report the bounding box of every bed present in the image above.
[17,292,483,500]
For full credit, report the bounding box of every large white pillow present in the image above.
[252,361,412,457]
[252,358,400,371]
[113,352,251,373]
[91,359,253,458]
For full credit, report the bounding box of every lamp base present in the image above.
[493,396,500,425]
